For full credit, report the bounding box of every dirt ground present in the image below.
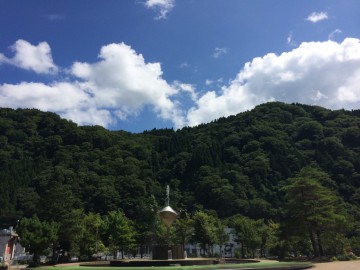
[313,260,360,270]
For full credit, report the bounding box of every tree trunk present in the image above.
[308,228,319,257]
[316,230,324,256]
[241,242,245,258]
[52,242,58,263]
[33,252,40,267]
[260,242,265,258]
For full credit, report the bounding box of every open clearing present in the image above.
[313,260,360,270]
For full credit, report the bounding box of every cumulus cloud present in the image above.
[172,81,197,101]
[0,39,58,74]
[212,47,228,58]
[306,11,328,23]
[71,42,184,127]
[187,38,360,126]
[0,41,186,129]
[0,82,85,111]
[2,38,360,130]
[0,81,114,126]
[145,0,175,20]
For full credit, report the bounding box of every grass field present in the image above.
[33,261,312,270]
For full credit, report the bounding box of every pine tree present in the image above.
[282,174,346,257]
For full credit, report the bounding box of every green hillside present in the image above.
[1,102,360,260]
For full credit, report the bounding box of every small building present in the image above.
[0,227,18,263]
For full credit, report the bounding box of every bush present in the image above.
[336,255,350,261]
[336,254,357,261]
[0,262,8,270]
[350,236,360,256]
[213,252,220,258]
[234,249,241,259]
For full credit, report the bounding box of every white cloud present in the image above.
[62,107,114,127]
[212,47,228,59]
[172,81,197,101]
[205,78,223,86]
[0,81,114,126]
[2,38,360,131]
[71,42,184,127]
[0,82,85,111]
[145,0,175,20]
[205,79,213,86]
[0,53,5,63]
[328,29,342,40]
[306,11,328,23]
[1,40,58,74]
[287,32,297,47]
[0,41,187,129]
[187,38,360,126]
[287,33,292,44]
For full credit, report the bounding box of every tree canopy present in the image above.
[1,102,360,259]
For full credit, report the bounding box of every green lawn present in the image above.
[35,261,312,270]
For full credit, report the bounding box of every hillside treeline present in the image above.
[1,102,360,260]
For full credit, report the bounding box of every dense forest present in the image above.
[1,102,360,261]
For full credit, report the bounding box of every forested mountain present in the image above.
[1,102,360,259]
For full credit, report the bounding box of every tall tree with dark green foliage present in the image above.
[230,215,262,258]
[173,210,193,249]
[102,210,136,259]
[17,215,58,266]
[282,170,347,257]
[191,211,218,256]
[78,212,105,260]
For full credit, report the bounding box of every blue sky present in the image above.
[0,0,360,132]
